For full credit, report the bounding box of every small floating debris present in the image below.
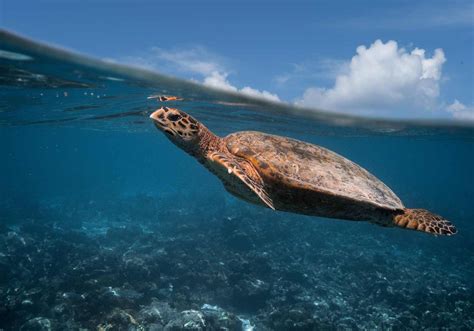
[0,49,33,61]
[99,76,125,82]
[147,95,183,102]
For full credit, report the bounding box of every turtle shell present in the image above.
[225,131,404,211]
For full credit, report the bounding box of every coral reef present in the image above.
[0,193,473,330]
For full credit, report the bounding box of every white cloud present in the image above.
[446,100,474,121]
[122,47,280,103]
[150,46,225,76]
[202,71,280,102]
[239,86,281,103]
[275,59,349,86]
[296,40,446,117]
[324,3,473,30]
[202,71,237,92]
[120,46,226,76]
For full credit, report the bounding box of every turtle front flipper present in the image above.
[207,151,275,210]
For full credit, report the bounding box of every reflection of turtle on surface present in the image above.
[147,95,183,102]
[150,107,457,236]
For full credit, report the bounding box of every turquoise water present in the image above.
[1,31,473,330]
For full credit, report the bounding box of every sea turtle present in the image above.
[150,107,457,236]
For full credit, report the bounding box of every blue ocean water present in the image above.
[1,31,473,330]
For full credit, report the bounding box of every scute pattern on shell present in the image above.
[225,131,404,211]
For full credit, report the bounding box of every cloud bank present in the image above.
[296,40,447,117]
[122,41,469,120]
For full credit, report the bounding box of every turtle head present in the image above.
[150,107,201,150]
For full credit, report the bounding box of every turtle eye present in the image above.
[167,113,182,121]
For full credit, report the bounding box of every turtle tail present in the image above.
[392,208,457,236]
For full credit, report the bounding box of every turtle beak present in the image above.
[149,110,161,122]
[150,109,165,129]
[150,109,177,137]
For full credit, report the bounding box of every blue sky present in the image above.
[1,0,473,119]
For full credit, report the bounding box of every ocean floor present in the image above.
[1,193,473,330]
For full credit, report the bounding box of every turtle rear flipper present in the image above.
[393,209,457,236]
